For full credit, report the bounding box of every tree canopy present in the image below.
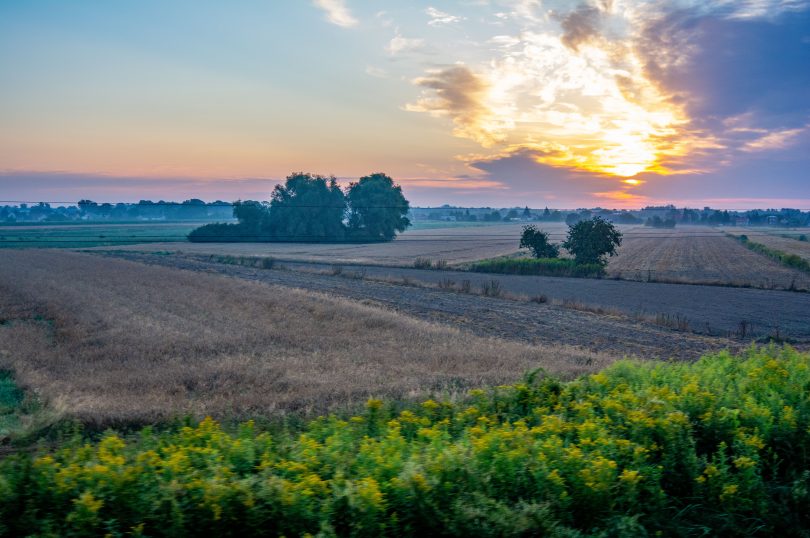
[519,225,560,259]
[346,173,410,241]
[188,172,411,243]
[562,217,622,266]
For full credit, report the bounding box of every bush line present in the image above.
[469,257,605,278]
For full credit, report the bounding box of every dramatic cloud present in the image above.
[313,0,357,28]
[405,66,499,145]
[560,4,602,50]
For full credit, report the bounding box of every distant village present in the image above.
[2,201,809,228]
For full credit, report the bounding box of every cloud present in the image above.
[405,66,501,145]
[425,7,463,26]
[313,0,358,28]
[364,65,387,78]
[386,33,426,55]
[559,4,602,50]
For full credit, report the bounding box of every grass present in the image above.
[0,223,203,248]
[0,250,610,426]
[0,371,23,439]
[734,234,810,275]
[1,346,808,536]
[469,257,605,278]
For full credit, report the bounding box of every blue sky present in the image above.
[1,1,809,208]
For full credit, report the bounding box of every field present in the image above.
[0,222,204,248]
[0,250,612,425]
[606,226,810,289]
[727,227,810,262]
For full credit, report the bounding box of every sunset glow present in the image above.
[1,1,808,207]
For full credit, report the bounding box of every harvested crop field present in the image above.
[0,250,613,425]
[606,226,810,289]
[727,228,810,262]
[93,223,542,265]
[101,250,741,357]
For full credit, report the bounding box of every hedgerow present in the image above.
[1,346,809,536]
[469,257,605,278]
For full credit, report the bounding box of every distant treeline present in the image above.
[413,205,810,227]
[188,172,410,243]
[0,200,233,223]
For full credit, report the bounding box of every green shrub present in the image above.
[2,347,810,536]
[469,257,605,277]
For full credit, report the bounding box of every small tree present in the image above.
[562,217,622,266]
[520,225,559,259]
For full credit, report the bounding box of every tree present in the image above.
[232,200,269,231]
[562,217,622,266]
[267,173,346,241]
[520,225,559,258]
[346,173,410,241]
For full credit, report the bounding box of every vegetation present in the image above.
[346,173,410,241]
[0,223,199,249]
[519,225,560,258]
[645,216,676,228]
[0,347,808,536]
[736,235,810,274]
[469,257,604,278]
[563,217,623,267]
[189,172,410,243]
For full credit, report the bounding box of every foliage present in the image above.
[189,172,411,243]
[346,173,410,241]
[519,225,560,259]
[736,235,810,274]
[3,347,809,536]
[265,173,347,242]
[645,216,676,228]
[562,217,623,266]
[469,257,604,278]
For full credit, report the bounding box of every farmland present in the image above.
[726,227,810,262]
[0,249,614,425]
[606,226,810,289]
[0,222,204,248]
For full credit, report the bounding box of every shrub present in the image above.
[2,347,810,536]
[413,258,432,269]
[469,257,605,278]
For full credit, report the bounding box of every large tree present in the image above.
[346,173,410,241]
[266,173,346,241]
[562,217,622,266]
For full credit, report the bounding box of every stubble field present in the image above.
[0,249,612,425]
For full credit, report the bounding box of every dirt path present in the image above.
[102,251,743,361]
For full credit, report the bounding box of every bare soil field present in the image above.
[606,226,810,290]
[727,228,810,262]
[0,250,613,425]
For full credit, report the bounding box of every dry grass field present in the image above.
[606,226,810,289]
[0,250,612,425]
[727,228,810,262]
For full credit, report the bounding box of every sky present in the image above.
[1,0,809,208]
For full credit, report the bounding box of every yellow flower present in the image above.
[619,469,642,484]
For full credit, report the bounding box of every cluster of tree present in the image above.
[0,200,233,223]
[519,217,622,266]
[188,172,410,243]
[645,216,677,228]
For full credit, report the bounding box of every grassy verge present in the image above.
[733,234,810,275]
[2,346,808,536]
[469,257,604,278]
